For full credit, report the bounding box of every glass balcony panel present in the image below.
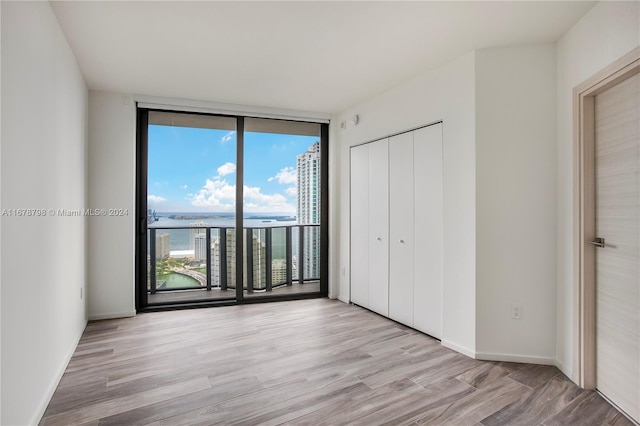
[303,225,321,281]
[291,226,300,281]
[271,227,287,286]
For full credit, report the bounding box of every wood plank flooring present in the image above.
[41,299,631,425]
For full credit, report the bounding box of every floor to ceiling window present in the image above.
[135,109,328,309]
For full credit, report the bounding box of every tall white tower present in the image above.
[194,233,207,260]
[156,233,170,260]
[296,141,321,280]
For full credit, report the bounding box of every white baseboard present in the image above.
[31,320,87,426]
[441,339,476,358]
[89,310,136,321]
[475,351,555,365]
[554,357,572,379]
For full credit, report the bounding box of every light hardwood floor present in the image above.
[41,299,631,425]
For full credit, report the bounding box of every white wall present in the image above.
[335,53,477,355]
[556,1,640,378]
[86,93,333,318]
[1,2,88,424]
[0,2,3,421]
[475,45,557,364]
[88,91,136,320]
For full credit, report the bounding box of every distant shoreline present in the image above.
[166,214,296,221]
[167,214,229,220]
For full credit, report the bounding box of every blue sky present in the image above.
[147,125,318,213]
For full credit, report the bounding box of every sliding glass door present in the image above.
[242,118,323,299]
[138,111,238,306]
[136,109,328,309]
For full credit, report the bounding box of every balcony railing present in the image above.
[147,225,320,294]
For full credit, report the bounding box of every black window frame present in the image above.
[135,107,329,311]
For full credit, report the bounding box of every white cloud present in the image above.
[220,131,235,144]
[217,162,236,176]
[243,185,295,212]
[268,166,297,184]
[190,161,295,212]
[189,178,294,212]
[181,184,188,190]
[285,186,297,197]
[148,194,167,204]
[190,177,236,211]
[244,185,285,204]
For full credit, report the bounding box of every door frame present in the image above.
[135,108,330,311]
[573,46,640,389]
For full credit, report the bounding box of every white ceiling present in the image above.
[50,1,596,114]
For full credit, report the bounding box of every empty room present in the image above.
[2,1,639,425]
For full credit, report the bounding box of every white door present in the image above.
[389,132,415,326]
[350,144,370,308]
[595,72,639,423]
[413,124,443,339]
[368,139,389,316]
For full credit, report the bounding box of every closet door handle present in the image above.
[399,239,405,244]
[376,237,382,241]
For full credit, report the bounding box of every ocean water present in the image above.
[149,213,300,259]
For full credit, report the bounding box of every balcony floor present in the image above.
[147,281,320,304]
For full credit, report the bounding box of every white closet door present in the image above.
[368,139,390,316]
[389,132,415,326]
[413,124,443,339]
[595,72,639,423]
[350,144,370,308]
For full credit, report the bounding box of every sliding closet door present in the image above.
[389,132,414,326]
[368,139,389,316]
[413,124,443,339]
[350,123,443,336]
[350,144,370,308]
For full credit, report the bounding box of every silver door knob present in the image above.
[399,239,405,243]
[587,237,605,248]
[376,237,382,241]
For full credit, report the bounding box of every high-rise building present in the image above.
[296,141,321,280]
[190,220,206,249]
[272,259,287,285]
[297,141,321,225]
[210,234,221,287]
[224,229,238,287]
[217,229,267,289]
[194,233,207,260]
[211,231,289,289]
[156,233,170,260]
[250,231,267,289]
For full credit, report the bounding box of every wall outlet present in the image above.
[511,303,522,319]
